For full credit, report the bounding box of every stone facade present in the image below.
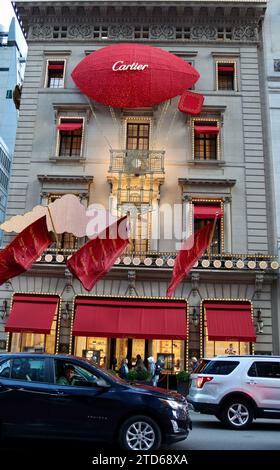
[263,0,280,355]
[0,1,279,362]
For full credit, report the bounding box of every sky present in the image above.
[0,0,15,30]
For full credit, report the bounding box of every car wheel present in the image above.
[119,415,161,451]
[221,398,253,430]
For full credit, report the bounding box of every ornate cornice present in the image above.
[14,1,266,43]
[179,178,236,187]
[38,175,93,184]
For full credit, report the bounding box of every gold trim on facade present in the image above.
[189,197,225,252]
[191,117,221,161]
[6,291,62,354]
[69,294,189,368]
[215,59,238,92]
[199,298,255,358]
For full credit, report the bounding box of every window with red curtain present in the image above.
[58,119,83,157]
[194,122,219,160]
[217,62,235,91]
[47,61,65,88]
[193,203,223,254]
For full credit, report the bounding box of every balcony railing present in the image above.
[109,149,165,175]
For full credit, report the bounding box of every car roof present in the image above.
[0,353,100,364]
[201,355,280,360]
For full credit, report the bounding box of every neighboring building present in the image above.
[0,17,27,242]
[263,0,280,354]
[0,1,279,373]
[0,137,11,227]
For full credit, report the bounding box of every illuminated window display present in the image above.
[205,336,251,357]
[9,318,57,353]
[202,300,255,357]
[72,297,188,371]
[153,340,185,372]
[74,336,108,367]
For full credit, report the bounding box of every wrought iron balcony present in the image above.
[109,149,165,175]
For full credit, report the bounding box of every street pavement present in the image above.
[1,410,279,466]
[166,410,280,450]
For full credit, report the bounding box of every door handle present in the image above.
[246,380,256,385]
[55,390,65,395]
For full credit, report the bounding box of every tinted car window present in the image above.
[192,359,210,373]
[11,358,47,382]
[247,363,257,377]
[201,360,239,375]
[249,361,280,379]
[0,359,11,378]
[55,360,101,387]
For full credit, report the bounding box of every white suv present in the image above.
[187,355,280,429]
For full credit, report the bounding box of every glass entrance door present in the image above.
[115,338,146,369]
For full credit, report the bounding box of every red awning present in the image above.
[218,65,234,72]
[194,205,222,219]
[48,64,64,70]
[5,294,59,334]
[204,302,256,342]
[57,122,83,131]
[73,297,187,339]
[194,126,219,135]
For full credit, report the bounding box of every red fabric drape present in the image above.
[66,216,129,291]
[57,122,83,131]
[218,65,234,72]
[194,205,222,219]
[194,126,219,135]
[0,216,52,286]
[167,220,215,297]
[48,64,64,70]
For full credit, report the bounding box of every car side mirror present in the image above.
[96,378,111,389]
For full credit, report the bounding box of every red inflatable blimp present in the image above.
[72,44,204,114]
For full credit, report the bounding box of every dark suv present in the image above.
[0,354,191,450]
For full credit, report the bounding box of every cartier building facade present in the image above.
[0,1,279,374]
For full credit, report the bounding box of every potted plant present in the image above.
[176,370,190,395]
[127,369,149,383]
[127,370,138,381]
[136,369,149,382]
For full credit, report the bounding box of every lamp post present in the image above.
[191,307,199,327]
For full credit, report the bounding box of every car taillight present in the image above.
[196,376,213,389]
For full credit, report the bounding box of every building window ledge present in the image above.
[187,159,225,167]
[49,156,86,163]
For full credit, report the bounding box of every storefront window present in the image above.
[74,337,185,372]
[132,339,145,365]
[10,318,57,354]
[152,340,185,372]
[75,336,108,367]
[203,300,253,357]
[205,338,250,357]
